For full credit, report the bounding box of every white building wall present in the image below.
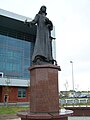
[0,8,31,22]
[0,78,29,87]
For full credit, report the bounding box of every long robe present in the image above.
[30,14,53,63]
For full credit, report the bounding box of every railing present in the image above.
[60,98,89,107]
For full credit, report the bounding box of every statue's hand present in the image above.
[24,19,28,24]
[24,19,33,27]
[44,18,49,24]
[24,19,30,27]
[29,22,33,27]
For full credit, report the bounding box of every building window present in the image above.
[18,88,26,98]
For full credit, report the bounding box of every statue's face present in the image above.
[41,6,46,13]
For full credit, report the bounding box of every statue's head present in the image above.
[39,5,47,15]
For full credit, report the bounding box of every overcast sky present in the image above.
[0,0,90,91]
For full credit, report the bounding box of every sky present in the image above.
[0,0,90,91]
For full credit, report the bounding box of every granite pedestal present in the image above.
[17,64,73,120]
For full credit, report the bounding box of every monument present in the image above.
[17,6,73,120]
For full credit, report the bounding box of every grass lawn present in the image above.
[0,106,29,114]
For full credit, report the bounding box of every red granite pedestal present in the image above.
[17,64,73,120]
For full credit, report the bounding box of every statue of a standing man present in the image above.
[25,6,56,65]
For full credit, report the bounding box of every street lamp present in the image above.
[70,61,74,97]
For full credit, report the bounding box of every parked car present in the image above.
[78,94,87,98]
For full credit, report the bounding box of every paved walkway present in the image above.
[0,114,19,119]
[69,116,90,120]
[0,115,90,120]
[0,102,29,107]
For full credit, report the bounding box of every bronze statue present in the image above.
[25,6,57,65]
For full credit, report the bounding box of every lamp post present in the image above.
[70,61,74,97]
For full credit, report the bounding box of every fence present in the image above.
[60,98,90,107]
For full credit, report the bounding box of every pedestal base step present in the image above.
[17,109,73,120]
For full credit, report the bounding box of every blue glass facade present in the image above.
[0,32,34,79]
[0,9,55,81]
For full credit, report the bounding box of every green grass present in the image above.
[0,106,29,114]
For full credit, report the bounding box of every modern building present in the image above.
[0,8,36,103]
[0,9,56,103]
